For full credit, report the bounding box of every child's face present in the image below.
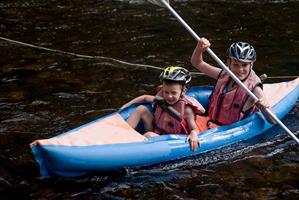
[162,82,186,105]
[228,59,252,80]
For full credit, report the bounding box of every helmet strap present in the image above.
[180,85,187,97]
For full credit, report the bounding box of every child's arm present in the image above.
[191,38,221,80]
[185,106,200,151]
[245,86,276,124]
[253,87,277,124]
[120,95,155,110]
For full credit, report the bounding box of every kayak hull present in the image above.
[31,79,299,178]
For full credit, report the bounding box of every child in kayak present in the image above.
[120,66,205,151]
[191,38,275,130]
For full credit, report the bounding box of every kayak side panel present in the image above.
[31,82,298,178]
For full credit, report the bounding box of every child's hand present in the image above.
[197,37,211,51]
[255,98,277,124]
[255,97,270,109]
[186,131,200,152]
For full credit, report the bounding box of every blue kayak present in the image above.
[30,78,298,178]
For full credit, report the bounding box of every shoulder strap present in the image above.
[153,96,182,122]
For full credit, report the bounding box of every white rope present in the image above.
[0,36,297,79]
[0,36,206,76]
[0,36,166,71]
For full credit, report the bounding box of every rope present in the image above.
[0,36,166,71]
[266,76,299,79]
[0,36,297,79]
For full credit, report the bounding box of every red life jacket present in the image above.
[153,86,204,135]
[208,70,262,125]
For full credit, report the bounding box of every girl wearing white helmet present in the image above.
[121,66,205,151]
[191,38,275,130]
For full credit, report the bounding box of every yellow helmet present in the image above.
[160,66,191,84]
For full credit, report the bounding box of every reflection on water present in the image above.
[0,0,298,199]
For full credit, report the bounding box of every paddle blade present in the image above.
[147,0,169,7]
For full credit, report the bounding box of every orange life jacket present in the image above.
[153,86,204,134]
[208,70,262,125]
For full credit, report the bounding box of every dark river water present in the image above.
[1,0,299,199]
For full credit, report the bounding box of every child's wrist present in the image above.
[190,130,198,136]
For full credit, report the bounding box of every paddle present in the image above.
[147,0,299,145]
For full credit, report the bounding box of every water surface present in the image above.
[0,0,299,199]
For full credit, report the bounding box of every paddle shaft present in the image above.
[159,0,299,144]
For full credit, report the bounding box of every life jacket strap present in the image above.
[153,96,182,122]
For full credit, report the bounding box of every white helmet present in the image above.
[228,42,256,62]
